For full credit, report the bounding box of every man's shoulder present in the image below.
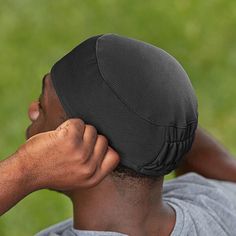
[163,172,236,193]
[163,172,236,202]
[163,172,236,236]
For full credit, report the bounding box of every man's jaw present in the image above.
[25,123,39,140]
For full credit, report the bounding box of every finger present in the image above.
[88,135,109,167]
[99,146,120,174]
[83,124,97,142]
[86,146,120,187]
[82,125,98,158]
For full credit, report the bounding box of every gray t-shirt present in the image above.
[35,173,236,236]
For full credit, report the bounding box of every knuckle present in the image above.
[86,125,97,135]
[98,135,108,146]
[58,127,69,139]
[66,119,85,133]
[65,122,84,140]
[69,118,85,126]
[46,132,59,147]
[90,124,97,132]
[75,119,85,132]
[65,119,73,126]
[76,118,85,126]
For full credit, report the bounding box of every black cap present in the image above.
[51,33,198,176]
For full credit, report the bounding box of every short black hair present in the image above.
[112,163,161,182]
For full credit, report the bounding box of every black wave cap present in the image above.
[51,33,198,177]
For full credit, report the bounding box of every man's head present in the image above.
[27,33,198,185]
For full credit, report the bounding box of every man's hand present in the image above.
[18,118,120,191]
[0,118,120,215]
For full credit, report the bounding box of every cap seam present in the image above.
[95,35,198,129]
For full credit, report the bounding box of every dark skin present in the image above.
[27,73,176,236]
[175,127,236,182]
[27,73,236,235]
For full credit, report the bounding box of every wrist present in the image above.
[12,149,41,193]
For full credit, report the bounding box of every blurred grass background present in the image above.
[0,0,236,235]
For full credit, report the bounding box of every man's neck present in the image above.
[68,176,176,236]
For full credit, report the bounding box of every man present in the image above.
[29,34,236,236]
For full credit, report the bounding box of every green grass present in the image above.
[0,0,236,235]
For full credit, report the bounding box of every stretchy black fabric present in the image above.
[50,33,198,176]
